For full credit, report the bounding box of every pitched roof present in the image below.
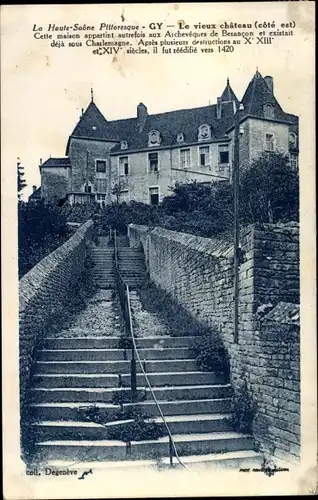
[220,78,239,103]
[65,73,298,154]
[41,157,71,168]
[70,101,120,142]
[107,104,237,154]
[28,186,41,201]
[241,70,287,121]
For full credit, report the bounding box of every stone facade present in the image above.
[39,71,298,206]
[41,167,71,204]
[128,221,300,462]
[19,220,93,410]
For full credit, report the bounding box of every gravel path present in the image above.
[54,289,123,338]
[129,290,169,338]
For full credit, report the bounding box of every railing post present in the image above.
[131,347,137,401]
[169,436,174,467]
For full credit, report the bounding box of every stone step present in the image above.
[34,359,199,374]
[33,371,228,389]
[29,398,232,421]
[44,450,263,470]
[91,246,114,255]
[119,271,147,276]
[30,384,232,404]
[118,267,146,272]
[31,414,233,441]
[92,271,116,276]
[92,260,115,264]
[35,432,254,461]
[98,284,116,289]
[91,256,114,260]
[39,336,197,350]
[92,269,115,273]
[121,280,146,285]
[118,250,143,254]
[36,347,192,362]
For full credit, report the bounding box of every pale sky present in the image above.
[1,3,315,200]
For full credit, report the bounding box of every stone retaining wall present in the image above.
[128,222,300,462]
[19,219,93,409]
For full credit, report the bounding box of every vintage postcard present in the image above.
[1,2,316,498]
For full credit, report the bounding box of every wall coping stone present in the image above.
[261,302,300,326]
[19,219,93,313]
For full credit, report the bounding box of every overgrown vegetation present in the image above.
[112,389,147,406]
[20,152,298,277]
[230,372,257,434]
[77,404,166,442]
[41,261,98,338]
[17,159,27,199]
[91,151,298,238]
[136,279,229,375]
[190,333,230,373]
[18,200,72,278]
[137,279,212,337]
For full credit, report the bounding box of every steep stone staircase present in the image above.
[25,234,262,470]
[90,235,147,289]
[29,333,262,469]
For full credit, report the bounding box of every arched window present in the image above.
[148,130,161,147]
[120,141,128,150]
[263,104,274,119]
[198,124,211,141]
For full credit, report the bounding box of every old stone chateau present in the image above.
[30,70,299,205]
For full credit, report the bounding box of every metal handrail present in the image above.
[112,229,186,468]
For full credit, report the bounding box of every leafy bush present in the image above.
[239,151,299,224]
[190,332,230,373]
[230,374,256,434]
[18,200,71,278]
[77,404,165,442]
[111,389,146,406]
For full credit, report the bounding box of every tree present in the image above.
[17,157,27,199]
[239,152,299,224]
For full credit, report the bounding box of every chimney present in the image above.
[137,102,148,132]
[217,97,222,119]
[32,185,37,192]
[264,76,274,94]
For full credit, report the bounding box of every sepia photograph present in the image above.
[2,2,316,498]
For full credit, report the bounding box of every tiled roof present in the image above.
[70,101,120,142]
[65,73,298,154]
[101,103,235,154]
[220,79,239,103]
[41,157,71,168]
[241,70,288,122]
[28,187,41,200]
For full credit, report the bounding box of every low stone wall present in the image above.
[19,219,93,409]
[255,302,300,460]
[128,222,300,463]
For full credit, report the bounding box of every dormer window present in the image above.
[177,133,184,143]
[289,132,297,148]
[148,130,161,147]
[92,126,97,131]
[83,183,93,193]
[120,141,128,150]
[198,124,211,141]
[263,104,274,119]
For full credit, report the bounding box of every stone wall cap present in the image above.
[19,219,93,309]
[261,301,300,325]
